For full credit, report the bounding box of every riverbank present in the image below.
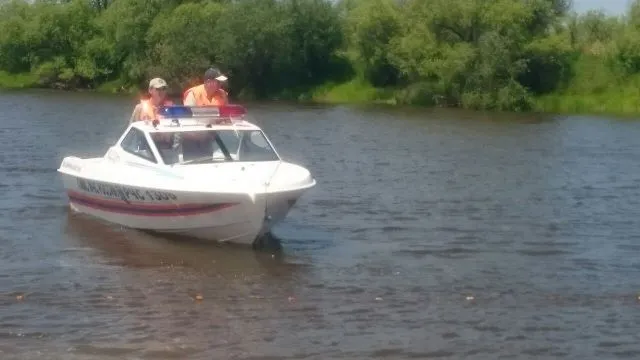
[0,71,147,95]
[2,70,640,117]
[534,92,640,116]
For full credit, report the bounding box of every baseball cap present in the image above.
[148,77,168,89]
[204,67,228,82]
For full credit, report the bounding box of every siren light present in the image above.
[218,104,247,118]
[159,104,247,119]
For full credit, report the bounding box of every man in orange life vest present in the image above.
[182,67,229,106]
[129,77,174,124]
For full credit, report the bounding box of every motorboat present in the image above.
[57,105,316,247]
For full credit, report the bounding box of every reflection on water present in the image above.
[63,211,291,274]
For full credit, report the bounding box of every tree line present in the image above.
[1,0,639,112]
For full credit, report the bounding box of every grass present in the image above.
[4,57,640,118]
[307,58,640,117]
[0,71,139,95]
[534,91,640,116]
[308,78,396,105]
[533,55,640,116]
[0,71,38,89]
[95,78,136,94]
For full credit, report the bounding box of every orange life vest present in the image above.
[182,84,227,106]
[139,98,174,121]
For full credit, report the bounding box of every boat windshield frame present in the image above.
[140,126,282,166]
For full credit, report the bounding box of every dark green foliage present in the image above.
[0,0,639,112]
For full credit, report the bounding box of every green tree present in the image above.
[94,0,167,85]
[0,0,32,73]
[344,0,401,86]
[145,2,225,90]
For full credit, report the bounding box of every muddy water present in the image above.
[2,90,640,359]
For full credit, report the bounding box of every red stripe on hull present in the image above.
[67,190,237,217]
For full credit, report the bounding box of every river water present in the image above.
[1,89,640,359]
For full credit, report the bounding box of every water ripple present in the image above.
[2,94,640,358]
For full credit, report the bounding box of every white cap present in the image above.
[204,67,228,82]
[148,77,168,89]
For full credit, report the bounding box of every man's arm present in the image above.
[129,104,141,124]
[183,91,196,106]
[220,89,229,104]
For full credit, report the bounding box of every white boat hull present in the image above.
[57,111,316,247]
[60,173,305,246]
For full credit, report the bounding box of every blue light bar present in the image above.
[159,106,193,118]
[158,106,224,119]
[147,106,251,129]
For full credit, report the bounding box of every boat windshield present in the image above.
[149,129,280,165]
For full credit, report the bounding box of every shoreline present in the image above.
[2,72,640,118]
